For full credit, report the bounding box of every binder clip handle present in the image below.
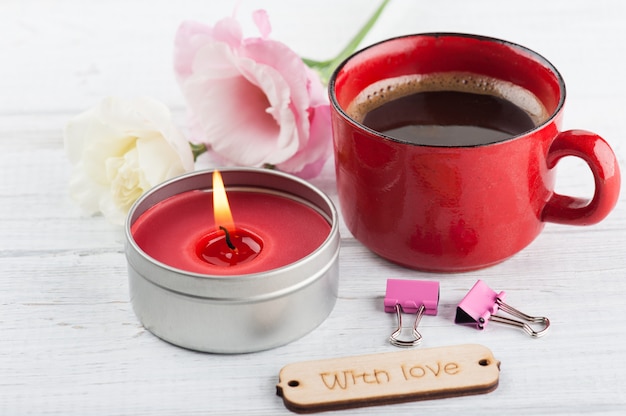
[490,298,550,338]
[384,279,440,348]
[389,303,425,347]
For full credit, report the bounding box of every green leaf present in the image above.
[301,57,333,69]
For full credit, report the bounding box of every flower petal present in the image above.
[235,56,300,157]
[190,40,243,79]
[68,161,108,214]
[64,105,120,164]
[241,38,311,114]
[252,9,272,39]
[174,20,214,79]
[136,134,190,187]
[183,73,287,166]
[277,104,332,178]
[211,16,243,49]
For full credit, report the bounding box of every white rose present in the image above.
[64,96,194,225]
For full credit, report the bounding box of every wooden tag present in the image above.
[277,344,500,413]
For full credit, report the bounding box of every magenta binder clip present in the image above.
[384,279,440,347]
[455,280,550,338]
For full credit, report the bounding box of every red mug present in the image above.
[329,33,620,272]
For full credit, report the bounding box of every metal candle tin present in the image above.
[125,168,340,353]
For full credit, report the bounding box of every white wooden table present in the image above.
[2,1,625,414]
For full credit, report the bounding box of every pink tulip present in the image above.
[173,10,331,178]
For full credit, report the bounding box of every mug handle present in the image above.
[542,130,621,225]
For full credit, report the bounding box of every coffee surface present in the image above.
[348,72,548,146]
[362,90,535,146]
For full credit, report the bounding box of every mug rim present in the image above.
[328,32,567,148]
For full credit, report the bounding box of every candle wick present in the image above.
[219,226,237,251]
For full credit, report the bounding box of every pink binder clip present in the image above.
[455,280,550,338]
[384,279,440,347]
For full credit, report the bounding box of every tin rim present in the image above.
[124,167,340,299]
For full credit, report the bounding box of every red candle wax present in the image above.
[130,190,331,275]
[196,229,263,266]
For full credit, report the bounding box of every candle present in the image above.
[125,168,340,353]
[131,172,331,275]
[203,170,263,267]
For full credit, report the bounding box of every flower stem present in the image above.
[304,0,391,84]
[190,142,208,161]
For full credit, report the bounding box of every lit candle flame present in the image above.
[212,171,235,232]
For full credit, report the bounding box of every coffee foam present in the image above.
[347,72,549,127]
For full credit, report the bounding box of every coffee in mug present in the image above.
[350,72,548,146]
